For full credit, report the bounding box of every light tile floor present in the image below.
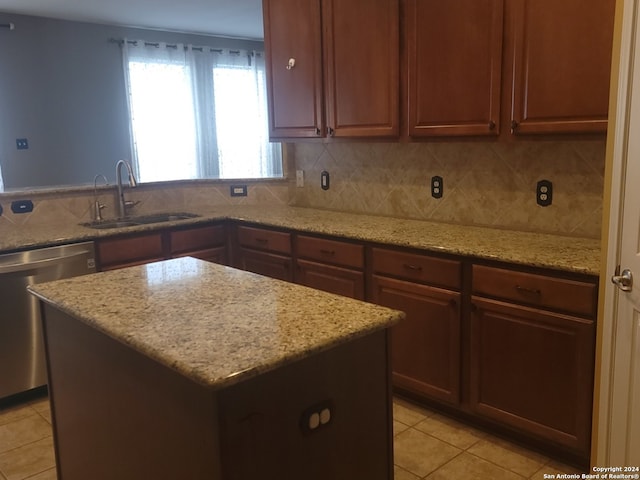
[0,394,585,480]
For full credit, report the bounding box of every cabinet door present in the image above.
[323,0,399,137]
[237,248,293,282]
[470,297,595,454]
[406,0,503,137]
[509,0,615,134]
[296,259,365,300]
[263,0,324,138]
[372,275,461,404]
[96,233,165,271]
[170,224,227,265]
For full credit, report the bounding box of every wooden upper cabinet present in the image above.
[509,0,615,134]
[263,0,324,138]
[406,0,504,137]
[323,0,400,138]
[263,0,399,139]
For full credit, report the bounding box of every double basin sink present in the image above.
[81,212,200,230]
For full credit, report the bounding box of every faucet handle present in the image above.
[124,200,140,210]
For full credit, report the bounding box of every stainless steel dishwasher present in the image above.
[0,241,96,400]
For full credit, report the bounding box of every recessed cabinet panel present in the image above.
[372,275,461,404]
[238,248,293,282]
[472,264,597,317]
[263,0,324,138]
[509,0,615,134]
[296,259,365,300]
[323,0,399,137]
[407,0,504,136]
[470,297,595,453]
[96,233,165,271]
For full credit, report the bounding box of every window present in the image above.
[122,41,282,183]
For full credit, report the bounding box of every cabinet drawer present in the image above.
[237,226,291,254]
[472,265,597,317]
[371,247,461,290]
[296,259,365,300]
[297,235,364,269]
[170,225,226,255]
[97,233,164,269]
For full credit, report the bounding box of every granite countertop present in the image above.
[28,257,403,390]
[0,205,601,275]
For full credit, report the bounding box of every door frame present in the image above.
[593,0,638,465]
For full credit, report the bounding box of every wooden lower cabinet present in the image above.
[296,259,365,300]
[371,275,461,405]
[96,223,227,271]
[237,248,293,282]
[470,296,595,455]
[96,232,165,271]
[295,235,365,300]
[170,224,227,265]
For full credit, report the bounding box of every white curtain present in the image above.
[121,39,282,182]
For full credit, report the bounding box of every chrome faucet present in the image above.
[115,160,138,218]
[92,173,109,222]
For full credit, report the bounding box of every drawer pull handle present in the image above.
[403,263,423,272]
[515,285,541,296]
[320,249,335,256]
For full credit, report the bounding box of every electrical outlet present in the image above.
[300,400,333,434]
[230,185,247,197]
[431,176,443,198]
[321,171,330,190]
[536,180,553,206]
[16,138,29,150]
[296,170,304,187]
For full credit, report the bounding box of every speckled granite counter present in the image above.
[3,205,601,275]
[28,256,403,389]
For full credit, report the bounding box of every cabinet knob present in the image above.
[286,58,296,70]
[327,127,335,137]
[315,127,321,136]
[511,120,519,133]
[488,120,496,130]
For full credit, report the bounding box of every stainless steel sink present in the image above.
[87,220,140,229]
[81,212,200,230]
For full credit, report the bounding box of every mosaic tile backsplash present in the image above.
[288,140,606,239]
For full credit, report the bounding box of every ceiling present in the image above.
[0,0,265,40]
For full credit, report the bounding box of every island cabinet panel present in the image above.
[218,330,393,480]
[234,225,293,282]
[406,0,504,137]
[41,305,222,480]
[370,248,462,404]
[508,0,615,134]
[295,235,365,299]
[40,300,394,480]
[96,232,165,271]
[170,224,228,265]
[263,0,399,139]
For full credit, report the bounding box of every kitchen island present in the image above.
[29,257,403,480]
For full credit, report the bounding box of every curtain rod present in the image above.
[107,38,255,55]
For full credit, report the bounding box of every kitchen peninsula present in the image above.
[29,257,403,480]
